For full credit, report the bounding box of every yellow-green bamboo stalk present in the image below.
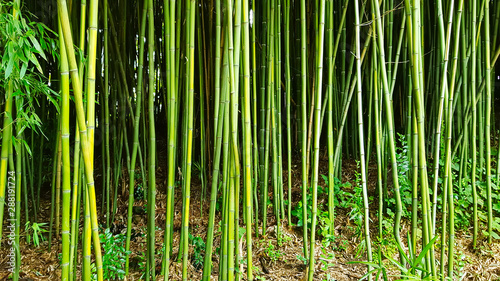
[0,82,13,245]
[484,0,493,244]
[242,0,253,279]
[86,0,98,169]
[354,0,373,277]
[58,19,72,281]
[125,0,147,275]
[56,0,103,279]
[308,1,326,280]
[181,0,196,279]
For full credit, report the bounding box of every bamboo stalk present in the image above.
[308,1,326,279]
[242,0,254,279]
[353,0,373,277]
[145,0,156,276]
[56,0,104,278]
[58,19,71,281]
[125,0,147,275]
[181,0,195,279]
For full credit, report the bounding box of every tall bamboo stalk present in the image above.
[181,0,195,279]
[242,0,254,279]
[372,0,405,265]
[58,20,71,281]
[0,81,13,245]
[124,0,147,275]
[354,0,373,277]
[145,0,156,277]
[307,1,326,279]
[484,0,493,245]
[163,0,178,278]
[56,0,104,278]
[299,0,308,258]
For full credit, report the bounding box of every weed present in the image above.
[188,233,206,270]
[277,232,292,246]
[25,221,48,246]
[292,179,342,240]
[134,182,144,201]
[91,228,131,280]
[265,241,284,263]
[319,250,335,271]
[132,251,147,280]
[386,134,412,218]
[350,235,438,280]
[350,162,367,237]
[296,254,307,265]
[455,250,466,279]
[322,274,335,281]
[133,170,144,201]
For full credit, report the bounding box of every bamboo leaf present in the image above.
[29,35,46,60]
[5,54,15,79]
[348,260,382,269]
[412,235,439,270]
[26,50,43,74]
[19,61,27,78]
[21,138,32,156]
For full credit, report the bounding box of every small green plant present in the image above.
[91,228,131,281]
[319,250,335,271]
[136,251,146,280]
[264,241,284,263]
[277,232,292,246]
[323,234,349,252]
[349,162,367,238]
[25,221,48,246]
[188,233,206,270]
[193,161,206,186]
[374,217,399,258]
[350,235,438,280]
[455,250,466,279]
[193,161,202,176]
[134,171,145,201]
[296,254,307,265]
[386,134,412,218]
[255,275,267,281]
[134,182,144,201]
[322,274,335,281]
[292,181,335,239]
[454,175,473,229]
[318,175,351,208]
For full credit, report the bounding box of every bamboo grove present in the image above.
[0,0,500,280]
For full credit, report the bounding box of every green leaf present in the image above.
[358,268,382,281]
[5,55,15,79]
[21,139,32,156]
[29,35,46,60]
[412,235,439,270]
[482,230,500,240]
[321,174,328,184]
[348,260,382,269]
[17,47,28,64]
[386,254,409,274]
[19,61,27,78]
[27,50,43,74]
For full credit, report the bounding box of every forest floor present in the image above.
[1,148,500,280]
